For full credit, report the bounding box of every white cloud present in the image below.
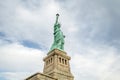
[0,41,45,72]
[71,45,120,80]
[0,72,31,80]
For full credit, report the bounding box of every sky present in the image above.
[0,0,120,80]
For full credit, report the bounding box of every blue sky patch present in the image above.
[0,32,5,37]
[0,77,6,80]
[21,40,44,50]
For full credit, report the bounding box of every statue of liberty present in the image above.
[50,14,65,51]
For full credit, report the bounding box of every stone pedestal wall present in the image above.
[43,49,74,80]
[25,73,57,80]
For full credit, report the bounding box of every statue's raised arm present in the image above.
[55,13,59,24]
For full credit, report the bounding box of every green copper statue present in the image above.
[50,14,65,51]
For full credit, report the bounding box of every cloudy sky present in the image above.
[0,0,120,80]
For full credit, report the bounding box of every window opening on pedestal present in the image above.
[62,58,64,64]
[59,57,61,63]
[65,60,67,65]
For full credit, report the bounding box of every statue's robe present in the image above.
[50,23,65,51]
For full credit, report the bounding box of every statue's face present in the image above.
[54,24,60,28]
[58,24,61,28]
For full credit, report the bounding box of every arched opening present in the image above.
[65,60,67,65]
[62,58,64,64]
